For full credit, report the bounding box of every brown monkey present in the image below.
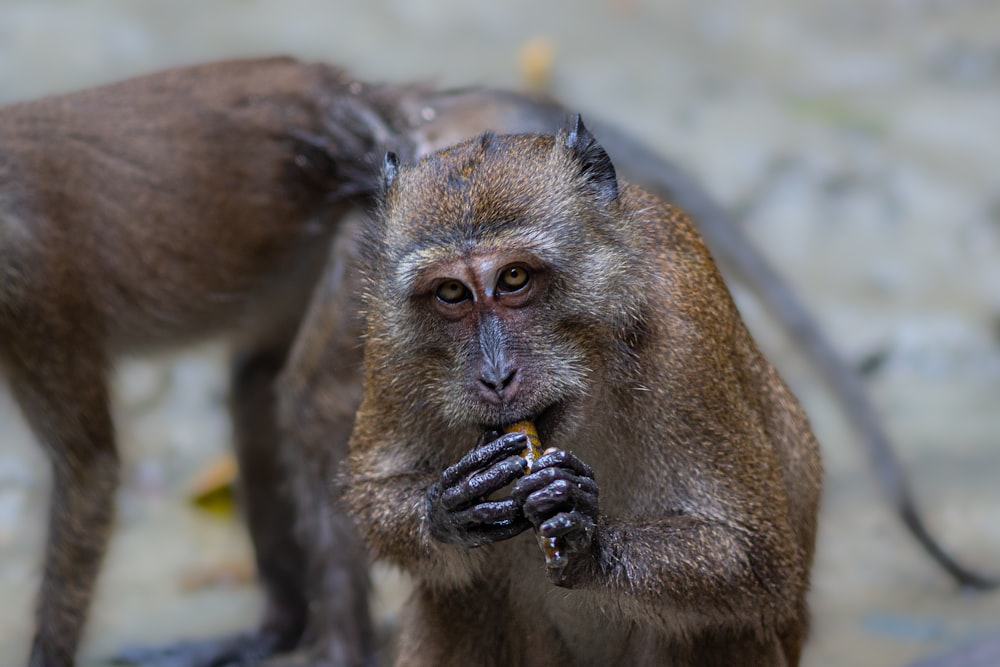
[0,57,400,666]
[388,85,998,591]
[343,119,822,666]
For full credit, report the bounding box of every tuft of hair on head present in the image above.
[382,151,400,191]
[475,130,497,151]
[562,114,619,204]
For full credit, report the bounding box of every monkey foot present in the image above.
[112,630,292,667]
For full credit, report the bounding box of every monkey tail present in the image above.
[588,118,998,592]
[0,215,16,331]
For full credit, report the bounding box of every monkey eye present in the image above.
[436,279,471,304]
[497,265,530,293]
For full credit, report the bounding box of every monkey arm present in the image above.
[512,435,802,627]
[509,445,801,632]
[347,430,519,586]
[569,510,806,632]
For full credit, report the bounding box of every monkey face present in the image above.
[361,127,649,447]
[402,243,590,439]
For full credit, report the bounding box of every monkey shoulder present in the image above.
[616,182,732,311]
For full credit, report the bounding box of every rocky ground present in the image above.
[1,1,998,665]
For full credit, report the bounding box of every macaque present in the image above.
[341,119,822,665]
[0,57,398,666]
[387,85,997,591]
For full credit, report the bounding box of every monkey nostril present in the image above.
[479,367,518,397]
[498,368,517,391]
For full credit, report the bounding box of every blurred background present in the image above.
[1,1,998,665]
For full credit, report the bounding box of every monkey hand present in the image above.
[425,431,533,549]
[513,450,599,587]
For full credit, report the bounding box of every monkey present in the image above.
[288,79,996,595]
[338,117,823,666]
[384,85,999,592]
[0,56,409,667]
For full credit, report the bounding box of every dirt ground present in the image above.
[1,1,998,666]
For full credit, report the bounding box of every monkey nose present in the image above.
[478,366,519,402]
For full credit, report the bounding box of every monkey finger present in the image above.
[440,432,528,486]
[464,517,532,547]
[532,449,595,479]
[476,428,504,447]
[512,466,598,503]
[539,511,596,544]
[440,456,527,510]
[451,497,524,528]
[520,480,598,524]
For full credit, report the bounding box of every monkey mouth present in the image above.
[491,402,564,444]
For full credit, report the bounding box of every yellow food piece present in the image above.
[504,420,562,565]
[505,420,543,470]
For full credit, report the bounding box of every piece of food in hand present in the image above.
[505,420,543,469]
[503,420,564,568]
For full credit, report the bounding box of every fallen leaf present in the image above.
[188,454,238,516]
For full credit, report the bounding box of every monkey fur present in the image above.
[342,119,822,666]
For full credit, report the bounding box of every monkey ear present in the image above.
[563,114,619,204]
[383,151,400,191]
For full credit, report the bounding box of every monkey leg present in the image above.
[264,237,377,667]
[264,396,375,667]
[229,346,310,655]
[3,335,118,667]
